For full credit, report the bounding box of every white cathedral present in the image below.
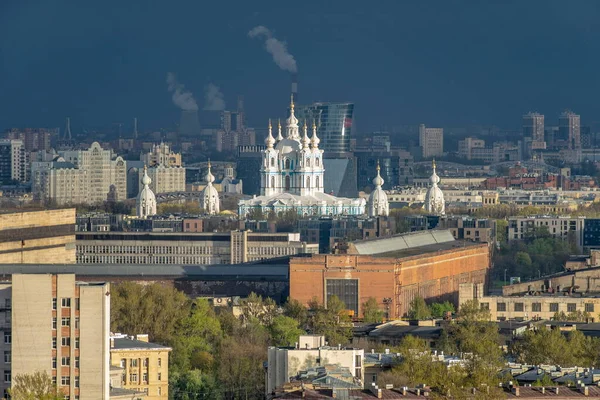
[238,96,366,217]
[136,165,157,218]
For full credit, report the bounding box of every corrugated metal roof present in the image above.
[350,230,456,255]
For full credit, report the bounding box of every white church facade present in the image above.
[238,96,366,217]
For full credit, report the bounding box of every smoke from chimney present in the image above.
[248,26,298,73]
[166,72,198,111]
[203,83,226,111]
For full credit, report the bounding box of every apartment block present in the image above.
[142,165,185,194]
[508,215,585,250]
[418,124,443,158]
[0,209,76,264]
[110,334,171,400]
[33,142,127,205]
[0,274,110,399]
[0,139,26,184]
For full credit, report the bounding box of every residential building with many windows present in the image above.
[0,274,111,399]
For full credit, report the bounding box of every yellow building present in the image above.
[110,334,171,400]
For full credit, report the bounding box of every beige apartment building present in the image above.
[419,124,444,158]
[33,142,127,205]
[508,215,585,250]
[110,334,171,399]
[460,283,600,321]
[143,164,186,194]
[0,274,111,399]
[0,209,76,264]
[76,231,318,265]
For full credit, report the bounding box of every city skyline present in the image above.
[3,1,600,133]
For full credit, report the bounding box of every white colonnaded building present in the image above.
[238,96,366,217]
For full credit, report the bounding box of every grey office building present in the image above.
[295,102,354,154]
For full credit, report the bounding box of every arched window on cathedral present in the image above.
[285,176,291,191]
[285,159,291,169]
[270,176,275,188]
[316,176,320,188]
[270,157,275,167]
[315,158,320,166]
[306,177,310,188]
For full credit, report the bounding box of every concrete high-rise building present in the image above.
[0,139,26,184]
[418,124,444,158]
[179,110,200,137]
[0,274,111,399]
[214,99,256,153]
[522,112,545,143]
[33,142,127,205]
[295,102,354,154]
[559,110,581,149]
[5,128,54,152]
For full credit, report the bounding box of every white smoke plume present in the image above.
[248,25,298,73]
[166,72,198,111]
[203,83,226,111]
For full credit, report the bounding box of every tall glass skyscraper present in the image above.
[295,102,354,154]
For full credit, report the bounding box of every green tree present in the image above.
[407,295,431,320]
[495,219,508,244]
[170,369,220,400]
[515,251,532,268]
[308,296,352,346]
[269,315,305,347]
[8,371,65,400]
[218,322,269,400]
[283,298,308,328]
[110,282,189,344]
[429,301,455,318]
[171,298,222,373]
[362,297,384,323]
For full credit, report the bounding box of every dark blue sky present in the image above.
[1,1,600,134]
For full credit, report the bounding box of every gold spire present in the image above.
[376,160,380,171]
[268,118,272,129]
[278,119,281,129]
[144,164,147,172]
[290,93,295,110]
[312,119,316,129]
[432,158,436,170]
[207,158,211,169]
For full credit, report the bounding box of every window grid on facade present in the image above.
[497,302,506,312]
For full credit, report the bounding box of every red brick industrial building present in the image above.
[289,230,490,319]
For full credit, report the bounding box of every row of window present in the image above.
[494,302,594,313]
[122,357,163,368]
[52,298,78,310]
[52,356,80,368]
[52,337,79,348]
[51,375,79,387]
[53,317,79,329]
[125,372,162,383]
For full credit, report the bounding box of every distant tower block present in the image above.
[179,110,201,136]
[133,117,138,139]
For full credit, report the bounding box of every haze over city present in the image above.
[2,0,600,132]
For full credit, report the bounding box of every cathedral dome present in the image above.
[136,166,157,218]
[275,138,301,155]
[424,160,445,215]
[200,161,220,214]
[367,162,389,217]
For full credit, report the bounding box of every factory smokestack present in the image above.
[291,73,298,104]
[133,117,138,139]
[64,117,72,140]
